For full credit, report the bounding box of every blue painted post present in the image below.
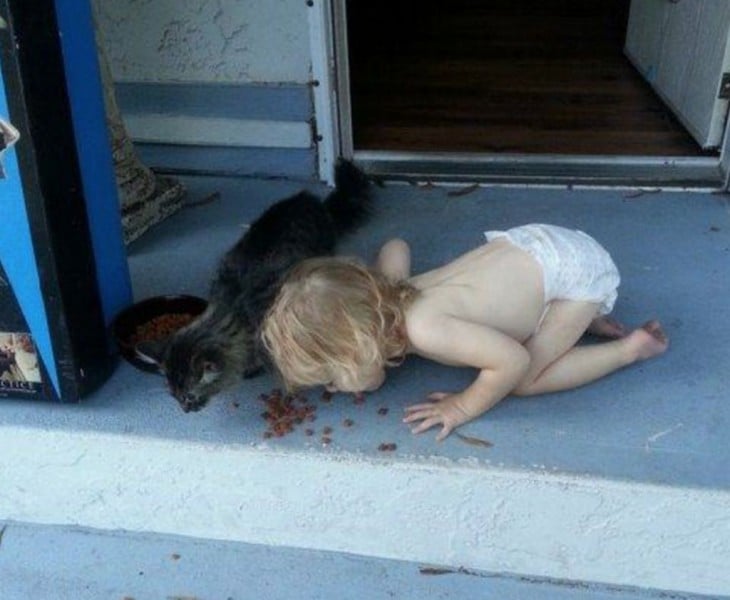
[0,0,132,401]
[53,0,132,325]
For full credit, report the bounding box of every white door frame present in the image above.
[311,0,730,190]
[307,0,340,185]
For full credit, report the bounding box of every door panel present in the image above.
[654,0,699,120]
[626,0,730,148]
[681,2,730,145]
[625,0,667,78]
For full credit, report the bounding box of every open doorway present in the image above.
[337,0,727,186]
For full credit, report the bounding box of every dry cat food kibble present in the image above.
[377,407,389,416]
[378,443,397,452]
[128,313,195,346]
[259,388,317,438]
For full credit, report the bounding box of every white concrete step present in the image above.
[1,413,728,598]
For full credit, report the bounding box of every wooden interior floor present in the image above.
[347,0,715,157]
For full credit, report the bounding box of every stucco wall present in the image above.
[91,0,317,178]
[92,0,311,85]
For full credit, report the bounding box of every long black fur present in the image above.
[143,159,372,413]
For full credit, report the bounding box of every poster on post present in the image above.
[0,263,44,399]
[0,116,19,178]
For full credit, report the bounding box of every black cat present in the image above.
[141,160,372,413]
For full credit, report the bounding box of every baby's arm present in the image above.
[404,313,531,440]
[375,238,411,281]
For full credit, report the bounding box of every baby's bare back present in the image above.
[408,240,545,342]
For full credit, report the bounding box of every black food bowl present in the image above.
[112,294,208,373]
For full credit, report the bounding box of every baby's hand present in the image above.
[403,392,475,441]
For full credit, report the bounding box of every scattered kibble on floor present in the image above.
[258,388,396,451]
[259,388,317,438]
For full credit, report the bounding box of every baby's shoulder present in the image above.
[404,301,454,351]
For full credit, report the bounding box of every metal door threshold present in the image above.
[353,150,724,189]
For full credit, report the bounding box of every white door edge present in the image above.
[307,0,339,185]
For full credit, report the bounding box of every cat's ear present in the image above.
[200,360,222,384]
[135,338,168,370]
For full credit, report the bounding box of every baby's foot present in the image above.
[626,320,669,361]
[588,316,628,339]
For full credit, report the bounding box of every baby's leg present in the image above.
[587,315,627,338]
[514,300,668,396]
[516,300,600,393]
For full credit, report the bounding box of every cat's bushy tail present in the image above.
[323,159,373,235]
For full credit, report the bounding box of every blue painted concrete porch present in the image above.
[1,175,729,598]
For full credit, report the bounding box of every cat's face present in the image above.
[138,333,228,413]
[163,347,225,412]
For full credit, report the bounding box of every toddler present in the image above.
[261,224,668,441]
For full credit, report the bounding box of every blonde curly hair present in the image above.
[261,256,417,390]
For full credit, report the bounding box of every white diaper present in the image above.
[485,224,620,315]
